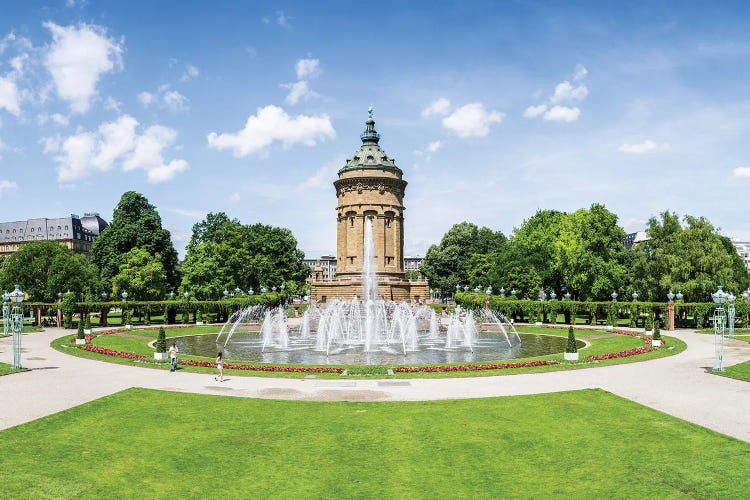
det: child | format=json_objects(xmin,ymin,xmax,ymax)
[
  {"xmin": 215, "ymin": 352, "xmax": 224, "ymax": 382},
  {"xmin": 168, "ymin": 342, "xmax": 179, "ymax": 372}
]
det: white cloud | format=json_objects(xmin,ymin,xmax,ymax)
[
  {"xmin": 180, "ymin": 64, "xmax": 199, "ymax": 82},
  {"xmin": 43, "ymin": 22, "xmax": 123, "ymax": 114},
  {"xmin": 10, "ymin": 54, "xmax": 28, "ymax": 73},
  {"xmin": 43, "ymin": 114, "xmax": 188, "ymax": 184},
  {"xmin": 229, "ymin": 192, "xmax": 241, "ymax": 203},
  {"xmin": 295, "ymin": 58, "xmax": 320, "ymax": 80},
  {"xmin": 138, "ymin": 91, "xmax": 155, "ymax": 106},
  {"xmin": 523, "ymin": 104, "xmax": 547, "ymax": 118},
  {"xmin": 573, "ymin": 64, "xmax": 588, "ymax": 81},
  {"xmin": 163, "ymin": 90, "xmax": 189, "ymax": 111},
  {"xmin": 421, "ymin": 97, "xmax": 451, "ymax": 117},
  {"xmin": 733, "ymin": 167, "xmax": 750, "ymax": 178},
  {"xmin": 38, "ymin": 113, "xmax": 69, "ymax": 126},
  {"xmin": 0, "ymin": 179, "xmax": 17, "ymax": 197},
  {"xmin": 543, "ymin": 105, "xmax": 581, "ymax": 122},
  {"xmin": 207, "ymin": 105, "xmax": 335, "ymax": 157},
  {"xmin": 103, "ymin": 96, "xmax": 121, "ymax": 112},
  {"xmin": 426, "ymin": 140, "xmax": 442, "ymax": 153},
  {"xmin": 618, "ymin": 140, "xmax": 671, "ymax": 154},
  {"xmin": 550, "ymin": 81, "xmax": 589, "ymax": 104},
  {"xmin": 0, "ymin": 76, "xmax": 21, "ymax": 115},
  {"xmin": 441, "ymin": 103, "xmax": 504, "ymax": 137},
  {"xmin": 276, "ymin": 11, "xmax": 291, "ymax": 28},
  {"xmin": 167, "ymin": 207, "xmax": 205, "ymax": 218},
  {"xmin": 283, "ymin": 80, "xmax": 318, "ymax": 105}
]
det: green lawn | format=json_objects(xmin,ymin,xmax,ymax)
[
  {"xmin": 51, "ymin": 326, "xmax": 687, "ymax": 379},
  {"xmin": 0, "ymin": 362, "xmax": 15, "ymax": 376},
  {"xmin": 721, "ymin": 360, "xmax": 750, "ymax": 381},
  {"xmin": 0, "ymin": 388, "xmax": 747, "ymax": 498}
]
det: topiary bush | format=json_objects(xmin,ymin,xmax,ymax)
[
  {"xmin": 565, "ymin": 325, "xmax": 577, "ymax": 353},
  {"xmin": 84, "ymin": 314, "xmax": 91, "ymax": 331},
  {"xmin": 653, "ymin": 322, "xmax": 661, "ymax": 341},
  {"xmin": 155, "ymin": 326, "xmax": 167, "ymax": 353},
  {"xmin": 76, "ymin": 316, "xmax": 85, "ymax": 339},
  {"xmin": 645, "ymin": 314, "xmax": 653, "ymax": 332}
]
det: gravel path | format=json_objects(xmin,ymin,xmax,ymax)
[{"xmin": 1, "ymin": 328, "xmax": 748, "ymax": 442}]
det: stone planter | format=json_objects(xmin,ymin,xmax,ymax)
[
  {"xmin": 154, "ymin": 352, "xmax": 168, "ymax": 360},
  {"xmin": 125, "ymin": 324, "xmax": 133, "ymax": 330},
  {"xmin": 564, "ymin": 351, "xmax": 579, "ymax": 361},
  {"xmin": 84, "ymin": 329, "xmax": 92, "ymax": 335},
  {"xmin": 644, "ymin": 330, "xmax": 653, "ymax": 336},
  {"xmin": 75, "ymin": 338, "xmax": 86, "ymax": 345},
  {"xmin": 652, "ymin": 339, "xmax": 662, "ymax": 347},
  {"xmin": 196, "ymin": 321, "xmax": 204, "ymax": 325},
  {"xmin": 605, "ymin": 325, "xmax": 614, "ymax": 330}
]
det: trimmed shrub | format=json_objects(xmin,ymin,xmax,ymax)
[
  {"xmin": 76, "ymin": 316, "xmax": 85, "ymax": 339},
  {"xmin": 84, "ymin": 314, "xmax": 91, "ymax": 331},
  {"xmin": 155, "ymin": 326, "xmax": 167, "ymax": 353},
  {"xmin": 653, "ymin": 322, "xmax": 661, "ymax": 341},
  {"xmin": 565, "ymin": 325, "xmax": 577, "ymax": 353},
  {"xmin": 645, "ymin": 314, "xmax": 653, "ymax": 332}
]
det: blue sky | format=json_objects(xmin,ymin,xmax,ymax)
[{"xmin": 1, "ymin": 0, "xmax": 750, "ymax": 258}]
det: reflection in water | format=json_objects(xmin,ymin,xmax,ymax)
[{"xmin": 173, "ymin": 333, "xmax": 581, "ymax": 366}]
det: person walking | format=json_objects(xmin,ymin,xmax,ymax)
[
  {"xmin": 168, "ymin": 342, "xmax": 179, "ymax": 372},
  {"xmin": 215, "ymin": 352, "xmax": 224, "ymax": 382}
]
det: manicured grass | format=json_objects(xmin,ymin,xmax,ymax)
[
  {"xmin": 721, "ymin": 360, "xmax": 750, "ymax": 381},
  {"xmin": 51, "ymin": 326, "xmax": 687, "ymax": 379},
  {"xmin": 0, "ymin": 388, "xmax": 748, "ymax": 498},
  {"xmin": 0, "ymin": 362, "xmax": 16, "ymax": 376}
]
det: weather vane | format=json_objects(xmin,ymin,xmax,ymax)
[{"xmin": 368, "ymin": 104, "xmax": 373, "ymax": 119}]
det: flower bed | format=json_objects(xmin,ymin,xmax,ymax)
[
  {"xmin": 584, "ymin": 346, "xmax": 655, "ymax": 361},
  {"xmin": 79, "ymin": 345, "xmax": 147, "ymax": 360},
  {"xmin": 69, "ymin": 335, "xmax": 95, "ymax": 344},
  {"xmin": 177, "ymin": 358, "xmax": 343, "ymax": 373},
  {"xmin": 394, "ymin": 360, "xmax": 559, "ymax": 373}
]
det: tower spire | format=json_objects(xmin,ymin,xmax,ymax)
[{"xmin": 360, "ymin": 105, "xmax": 380, "ymax": 144}]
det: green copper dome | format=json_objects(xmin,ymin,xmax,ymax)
[{"xmin": 339, "ymin": 108, "xmax": 402, "ymax": 175}]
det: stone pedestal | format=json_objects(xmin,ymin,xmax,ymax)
[{"xmin": 667, "ymin": 300, "xmax": 675, "ymax": 331}]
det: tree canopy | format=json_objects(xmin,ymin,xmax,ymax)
[
  {"xmin": 90, "ymin": 191, "xmax": 179, "ymax": 293},
  {"xmin": 111, "ymin": 248, "xmax": 168, "ymax": 301},
  {"xmin": 180, "ymin": 212, "xmax": 309, "ymax": 299},
  {"xmin": 0, "ymin": 241, "xmax": 99, "ymax": 301}
]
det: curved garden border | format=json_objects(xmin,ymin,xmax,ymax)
[{"xmin": 58, "ymin": 324, "xmax": 671, "ymax": 374}]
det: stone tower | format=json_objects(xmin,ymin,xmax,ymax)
[{"xmin": 310, "ymin": 109, "xmax": 429, "ymax": 302}]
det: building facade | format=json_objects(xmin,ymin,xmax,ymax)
[
  {"xmin": 310, "ymin": 110, "xmax": 429, "ymax": 302},
  {"xmin": 0, "ymin": 212, "xmax": 108, "ymax": 257},
  {"xmin": 404, "ymin": 256, "xmax": 424, "ymax": 271},
  {"xmin": 732, "ymin": 240, "xmax": 750, "ymax": 271},
  {"xmin": 303, "ymin": 255, "xmax": 337, "ymax": 281},
  {"xmin": 623, "ymin": 231, "xmax": 649, "ymax": 250}
]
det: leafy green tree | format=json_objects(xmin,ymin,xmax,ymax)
[
  {"xmin": 91, "ymin": 191, "xmax": 179, "ymax": 292},
  {"xmin": 111, "ymin": 248, "xmax": 167, "ymax": 301},
  {"xmin": 554, "ymin": 204, "xmax": 627, "ymax": 300},
  {"xmin": 0, "ymin": 241, "xmax": 98, "ymax": 301},
  {"xmin": 47, "ymin": 252, "xmax": 100, "ymax": 300},
  {"xmin": 180, "ymin": 212, "xmax": 310, "ymax": 299},
  {"xmin": 420, "ymin": 222, "xmax": 505, "ymax": 293},
  {"xmin": 628, "ymin": 212, "xmax": 749, "ymax": 301}
]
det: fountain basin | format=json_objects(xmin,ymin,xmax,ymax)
[{"xmin": 172, "ymin": 332, "xmax": 583, "ymax": 366}]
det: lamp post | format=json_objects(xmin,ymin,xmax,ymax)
[
  {"xmin": 727, "ymin": 292, "xmax": 736, "ymax": 338},
  {"xmin": 485, "ymin": 286, "xmax": 491, "ymax": 310},
  {"xmin": 711, "ymin": 286, "xmax": 727, "ymax": 371},
  {"xmin": 8, "ymin": 285, "xmax": 25, "ymax": 369},
  {"xmin": 611, "ymin": 291, "xmax": 618, "ymax": 303},
  {"xmin": 2, "ymin": 292, "xmax": 9, "ymax": 337},
  {"xmin": 499, "ymin": 287, "xmax": 505, "ymax": 298},
  {"xmin": 632, "ymin": 291, "xmax": 638, "ymax": 301}
]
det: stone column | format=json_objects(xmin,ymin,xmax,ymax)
[{"xmin": 667, "ymin": 300, "xmax": 675, "ymax": 331}]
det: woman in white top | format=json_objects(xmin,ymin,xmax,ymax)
[
  {"xmin": 168, "ymin": 343, "xmax": 179, "ymax": 372},
  {"xmin": 215, "ymin": 352, "xmax": 224, "ymax": 382}
]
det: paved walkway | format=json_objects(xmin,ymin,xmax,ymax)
[{"xmin": 1, "ymin": 328, "xmax": 749, "ymax": 442}]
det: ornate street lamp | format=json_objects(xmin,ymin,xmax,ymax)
[
  {"xmin": 8, "ymin": 285, "xmax": 25, "ymax": 369},
  {"xmin": 675, "ymin": 291, "xmax": 683, "ymax": 301},
  {"xmin": 2, "ymin": 292, "xmax": 9, "ymax": 337},
  {"xmin": 727, "ymin": 292, "xmax": 736, "ymax": 338},
  {"xmin": 711, "ymin": 286, "xmax": 727, "ymax": 371},
  {"xmin": 499, "ymin": 287, "xmax": 505, "ymax": 298}
]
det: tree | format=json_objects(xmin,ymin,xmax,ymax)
[
  {"xmin": 111, "ymin": 248, "xmax": 167, "ymax": 301},
  {"xmin": 628, "ymin": 212, "xmax": 749, "ymax": 301},
  {"xmin": 0, "ymin": 241, "xmax": 98, "ymax": 301},
  {"xmin": 91, "ymin": 191, "xmax": 179, "ymax": 292},
  {"xmin": 180, "ymin": 213, "xmax": 310, "ymax": 299},
  {"xmin": 420, "ymin": 222, "xmax": 505, "ymax": 293},
  {"xmin": 554, "ymin": 204, "xmax": 627, "ymax": 300}
]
